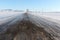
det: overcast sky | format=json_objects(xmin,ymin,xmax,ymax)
[{"xmin": 0, "ymin": 0, "xmax": 60, "ymax": 12}]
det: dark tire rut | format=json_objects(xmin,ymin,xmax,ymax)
[{"xmin": 13, "ymin": 20, "xmax": 54, "ymax": 40}]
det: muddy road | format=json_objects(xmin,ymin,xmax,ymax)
[
  {"xmin": 14, "ymin": 20, "xmax": 54, "ymax": 40},
  {"xmin": 0, "ymin": 13, "xmax": 60, "ymax": 40}
]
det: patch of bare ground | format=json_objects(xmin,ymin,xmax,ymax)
[
  {"xmin": 13, "ymin": 20, "xmax": 54, "ymax": 40},
  {"xmin": 0, "ymin": 19, "xmax": 54, "ymax": 40}
]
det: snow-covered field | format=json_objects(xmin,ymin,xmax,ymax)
[
  {"xmin": 0, "ymin": 11, "xmax": 24, "ymax": 25},
  {"xmin": 28, "ymin": 13, "xmax": 60, "ymax": 40},
  {"xmin": 30, "ymin": 12, "xmax": 60, "ymax": 24},
  {"xmin": 0, "ymin": 11, "xmax": 60, "ymax": 25},
  {"xmin": 0, "ymin": 11, "xmax": 60, "ymax": 40}
]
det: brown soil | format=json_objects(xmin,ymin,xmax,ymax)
[{"xmin": 13, "ymin": 20, "xmax": 54, "ymax": 40}]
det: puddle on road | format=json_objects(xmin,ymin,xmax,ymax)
[{"xmin": 13, "ymin": 20, "xmax": 54, "ymax": 40}]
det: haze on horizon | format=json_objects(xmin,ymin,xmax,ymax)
[{"xmin": 0, "ymin": 0, "xmax": 60, "ymax": 12}]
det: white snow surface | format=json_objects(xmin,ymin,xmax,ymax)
[
  {"xmin": 0, "ymin": 11, "xmax": 24, "ymax": 25},
  {"xmin": 30, "ymin": 12, "xmax": 60, "ymax": 24},
  {"xmin": 0, "ymin": 11, "xmax": 60, "ymax": 25}
]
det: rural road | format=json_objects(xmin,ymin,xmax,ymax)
[{"xmin": 0, "ymin": 12, "xmax": 60, "ymax": 40}]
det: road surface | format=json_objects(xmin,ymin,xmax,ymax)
[{"xmin": 0, "ymin": 12, "xmax": 60, "ymax": 40}]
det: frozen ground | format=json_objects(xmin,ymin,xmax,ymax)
[
  {"xmin": 1, "ymin": 11, "xmax": 60, "ymax": 24},
  {"xmin": 29, "ymin": 14, "xmax": 60, "ymax": 40},
  {"xmin": 30, "ymin": 12, "xmax": 60, "ymax": 24},
  {"xmin": 0, "ymin": 11, "xmax": 60, "ymax": 40},
  {"xmin": 0, "ymin": 11, "xmax": 24, "ymax": 25}
]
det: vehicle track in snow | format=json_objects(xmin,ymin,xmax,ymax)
[{"xmin": 14, "ymin": 20, "xmax": 54, "ymax": 40}]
